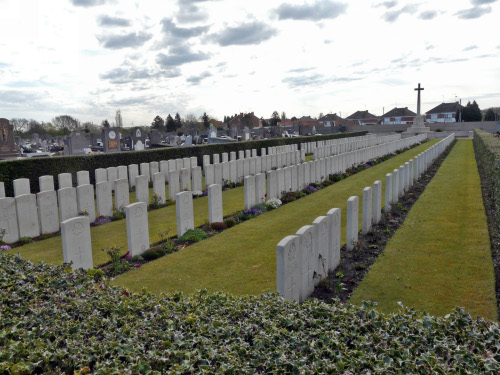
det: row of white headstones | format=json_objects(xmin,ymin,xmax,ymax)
[
  {"xmin": 61, "ymin": 134, "xmax": 430, "ymax": 271},
  {"xmin": 0, "ymin": 134, "xmax": 388, "ymax": 244},
  {"xmin": 243, "ymin": 134, "xmax": 425, "ymax": 209},
  {"xmin": 276, "ymin": 133, "xmax": 456, "ymax": 302}
]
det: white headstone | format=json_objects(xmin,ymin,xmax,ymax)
[
  {"xmin": 151, "ymin": 172, "xmax": 166, "ymax": 205},
  {"xmin": 385, "ymin": 173, "xmax": 393, "ymax": 213},
  {"xmin": 255, "ymin": 173, "xmax": 266, "ymax": 204},
  {"xmin": 125, "ymin": 202, "xmax": 150, "ymax": 257},
  {"xmin": 168, "ymin": 170, "xmax": 180, "ymax": 201},
  {"xmin": 362, "ymin": 187, "xmax": 372, "ymax": 235},
  {"xmin": 326, "ymin": 208, "xmax": 341, "ymax": 271},
  {"xmin": 95, "ymin": 168, "xmax": 107, "ymax": 184},
  {"xmin": 277, "ymin": 168, "xmax": 285, "ymax": 197},
  {"xmin": 61, "ymin": 216, "xmax": 93, "ymax": 271},
  {"xmin": 159, "ymin": 160, "xmax": 169, "ymax": 182},
  {"xmin": 203, "ymin": 155, "xmax": 210, "ymax": 169},
  {"xmin": 214, "ymin": 163, "xmax": 222, "ymax": 186},
  {"xmin": 176, "ymin": 191, "xmax": 194, "ymax": 237},
  {"xmin": 180, "ymin": 168, "xmax": 191, "ymax": 191},
  {"xmin": 117, "ymin": 165, "xmax": 128, "ymax": 181},
  {"xmin": 244, "ymin": 175, "xmax": 256, "ymax": 210},
  {"xmin": 205, "ymin": 164, "xmax": 215, "ymax": 187},
  {"xmin": 284, "ymin": 167, "xmax": 292, "ymax": 192},
  {"xmin": 208, "ymin": 184, "xmax": 223, "ymax": 224},
  {"xmin": 0, "ymin": 182, "xmax": 4, "ymax": 198},
  {"xmin": 96, "ymin": 181, "xmax": 113, "ymax": 218},
  {"xmin": 76, "ymin": 171, "xmax": 90, "ymax": 186},
  {"xmin": 392, "ymin": 169, "xmax": 399, "ymax": 203},
  {"xmin": 373, "ymin": 181, "xmax": 382, "ymax": 225},
  {"xmin": 399, "ymin": 165, "xmax": 405, "ymax": 196},
  {"xmin": 106, "ymin": 167, "xmax": 117, "ymax": 190},
  {"xmin": 346, "ymin": 196, "xmax": 359, "ymax": 251},
  {"xmin": 140, "ymin": 162, "xmax": 150, "ymax": 182},
  {"xmin": 0, "ymin": 198, "xmax": 19, "ymax": 243},
  {"xmin": 39, "ymin": 175, "xmax": 55, "ymax": 192},
  {"xmin": 213, "ymin": 154, "xmax": 220, "ymax": 164},
  {"xmin": 222, "ymin": 161, "xmax": 230, "ymax": 183},
  {"xmin": 37, "ymin": 191, "xmax": 59, "ymax": 234},
  {"xmin": 58, "ymin": 173, "xmax": 72, "ymax": 189},
  {"xmin": 128, "ymin": 164, "xmax": 139, "ymax": 188},
  {"xmin": 266, "ymin": 170, "xmax": 278, "ymax": 199},
  {"xmin": 190, "ymin": 156, "xmax": 197, "ymax": 168},
  {"xmin": 296, "ymin": 225, "xmax": 315, "ymax": 302},
  {"xmin": 115, "ymin": 178, "xmax": 130, "ymax": 211},
  {"xmin": 222, "ymin": 152, "xmax": 229, "ymax": 163},
  {"xmin": 312, "ymin": 215, "xmax": 330, "ymax": 281},
  {"xmin": 135, "ymin": 175, "xmax": 149, "ymax": 204},
  {"xmin": 15, "ymin": 194, "xmax": 40, "ymax": 238},
  {"xmin": 58, "ymin": 187, "xmax": 77, "ymax": 223},
  {"xmin": 276, "ymin": 235, "xmax": 301, "ymax": 302},
  {"xmin": 13, "ymin": 178, "xmax": 30, "ymax": 197},
  {"xmin": 76, "ymin": 184, "xmax": 96, "ymax": 223},
  {"xmin": 192, "ymin": 166, "xmax": 202, "ymax": 192},
  {"xmin": 228, "ymin": 160, "xmax": 237, "ymax": 184}
]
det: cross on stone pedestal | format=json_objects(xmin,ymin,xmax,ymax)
[{"xmin": 414, "ymin": 83, "xmax": 424, "ymax": 116}]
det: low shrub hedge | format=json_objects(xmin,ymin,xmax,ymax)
[
  {"xmin": 1, "ymin": 254, "xmax": 499, "ymax": 373},
  {"xmin": 0, "ymin": 132, "xmax": 366, "ymax": 196},
  {"xmin": 473, "ymin": 129, "xmax": 500, "ymax": 234}
]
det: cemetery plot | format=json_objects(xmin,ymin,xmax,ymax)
[
  {"xmin": 349, "ymin": 140, "xmax": 497, "ymax": 321},
  {"xmin": 113, "ymin": 141, "xmax": 438, "ymax": 295}
]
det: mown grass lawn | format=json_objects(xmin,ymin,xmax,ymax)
[
  {"xmin": 350, "ymin": 140, "xmax": 497, "ymax": 321},
  {"xmin": 113, "ymin": 140, "xmax": 438, "ymax": 295}
]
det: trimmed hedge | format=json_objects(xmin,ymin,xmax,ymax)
[
  {"xmin": 473, "ymin": 129, "xmax": 500, "ymax": 234},
  {"xmin": 0, "ymin": 132, "xmax": 366, "ymax": 196},
  {"xmin": 1, "ymin": 253, "xmax": 499, "ymax": 373}
]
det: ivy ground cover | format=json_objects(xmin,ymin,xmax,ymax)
[
  {"xmin": 1, "ymin": 254, "xmax": 499, "ymax": 374},
  {"xmin": 113, "ymin": 140, "xmax": 438, "ymax": 296},
  {"xmin": 350, "ymin": 140, "xmax": 498, "ymax": 321}
]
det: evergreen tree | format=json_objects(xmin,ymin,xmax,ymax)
[
  {"xmin": 174, "ymin": 113, "xmax": 182, "ymax": 129},
  {"xmin": 462, "ymin": 101, "xmax": 482, "ymax": 122},
  {"xmin": 484, "ymin": 108, "xmax": 496, "ymax": 121},
  {"xmin": 270, "ymin": 111, "xmax": 280, "ymax": 126},
  {"xmin": 101, "ymin": 119, "xmax": 110, "ymax": 129},
  {"xmin": 202, "ymin": 112, "xmax": 210, "ymax": 129},
  {"xmin": 166, "ymin": 114, "xmax": 176, "ymax": 132},
  {"xmin": 151, "ymin": 115, "xmax": 165, "ymax": 131}
]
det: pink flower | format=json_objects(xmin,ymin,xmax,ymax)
[
  {"xmin": 136, "ymin": 264, "xmax": 142, "ymax": 268},
  {"xmin": 125, "ymin": 251, "xmax": 130, "ymax": 259}
]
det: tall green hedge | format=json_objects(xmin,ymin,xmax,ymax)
[
  {"xmin": 0, "ymin": 132, "xmax": 366, "ymax": 195},
  {"xmin": 473, "ymin": 129, "xmax": 500, "ymax": 234}
]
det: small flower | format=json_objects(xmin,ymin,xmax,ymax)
[
  {"xmin": 0, "ymin": 245, "xmax": 12, "ymax": 251},
  {"xmin": 136, "ymin": 264, "xmax": 142, "ymax": 268}
]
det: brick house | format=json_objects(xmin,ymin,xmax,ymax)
[{"xmin": 381, "ymin": 107, "xmax": 416, "ymax": 125}]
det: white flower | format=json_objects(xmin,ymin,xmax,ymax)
[
  {"xmin": 192, "ymin": 190, "xmax": 203, "ymax": 196},
  {"xmin": 266, "ymin": 198, "xmax": 282, "ymax": 209}
]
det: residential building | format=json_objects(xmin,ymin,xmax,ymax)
[
  {"xmin": 381, "ymin": 107, "xmax": 416, "ymax": 125},
  {"xmin": 345, "ymin": 110, "xmax": 379, "ymax": 125},
  {"xmin": 227, "ymin": 112, "xmax": 261, "ymax": 128},
  {"xmin": 425, "ymin": 102, "xmax": 464, "ymax": 123}
]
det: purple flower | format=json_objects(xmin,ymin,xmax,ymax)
[
  {"xmin": 243, "ymin": 209, "xmax": 263, "ymax": 216},
  {"xmin": 307, "ymin": 185, "xmax": 318, "ymax": 192}
]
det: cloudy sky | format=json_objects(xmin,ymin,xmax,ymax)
[{"xmin": 0, "ymin": 0, "xmax": 499, "ymax": 126}]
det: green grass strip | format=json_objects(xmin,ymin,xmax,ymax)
[
  {"xmin": 350, "ymin": 140, "xmax": 497, "ymax": 321},
  {"xmin": 113, "ymin": 140, "xmax": 439, "ymax": 295}
]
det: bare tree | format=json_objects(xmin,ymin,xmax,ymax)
[
  {"xmin": 52, "ymin": 115, "xmax": 80, "ymax": 135},
  {"xmin": 182, "ymin": 113, "xmax": 200, "ymax": 135}
]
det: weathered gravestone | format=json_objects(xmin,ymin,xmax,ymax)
[
  {"xmin": 312, "ymin": 215, "xmax": 330, "ymax": 281},
  {"xmin": 192, "ymin": 167, "xmax": 202, "ymax": 192},
  {"xmin": 131, "ymin": 127, "xmax": 146, "ymax": 151},
  {"xmin": 61, "ymin": 216, "xmax": 93, "ymax": 270},
  {"xmin": 362, "ymin": 187, "xmax": 372, "ymax": 235},
  {"xmin": 276, "ymin": 235, "xmax": 301, "ymax": 302},
  {"xmin": 95, "ymin": 168, "xmax": 107, "ymax": 184},
  {"xmin": 346, "ymin": 196, "xmax": 359, "ymax": 251},
  {"xmin": 58, "ymin": 173, "xmax": 72, "ymax": 189},
  {"xmin": 64, "ymin": 132, "xmax": 90, "ymax": 156},
  {"xmin": 76, "ymin": 184, "xmax": 96, "ymax": 223},
  {"xmin": 125, "ymin": 202, "xmax": 150, "ymax": 257},
  {"xmin": 15, "ymin": 194, "xmax": 40, "ymax": 238},
  {"xmin": 176, "ymin": 191, "xmax": 194, "ymax": 237},
  {"xmin": 96, "ymin": 182, "xmax": 112, "ymax": 218},
  {"xmin": 37, "ymin": 191, "xmax": 60, "ymax": 234},
  {"xmin": 244, "ymin": 175, "xmax": 256, "ymax": 210},
  {"xmin": 135, "ymin": 175, "xmax": 149, "ymax": 204},
  {"xmin": 0, "ymin": 118, "xmax": 18, "ymax": 159},
  {"xmin": 76, "ymin": 171, "xmax": 90, "ymax": 186},
  {"xmin": 102, "ymin": 127, "xmax": 120, "ymax": 153},
  {"xmin": 208, "ymin": 184, "xmax": 223, "ymax": 224},
  {"xmin": 58, "ymin": 187, "xmax": 77, "ymax": 222},
  {"xmin": 115, "ymin": 178, "xmax": 130, "ymax": 211},
  {"xmin": 128, "ymin": 164, "xmax": 138, "ymax": 188},
  {"xmin": 152, "ymin": 172, "xmax": 166, "ymax": 204},
  {"xmin": 13, "ymin": 178, "xmax": 30, "ymax": 197},
  {"xmin": 326, "ymin": 208, "xmax": 341, "ymax": 271},
  {"xmin": 168, "ymin": 170, "xmax": 180, "ymax": 201},
  {"xmin": 0, "ymin": 197, "xmax": 19, "ymax": 243},
  {"xmin": 39, "ymin": 175, "xmax": 55, "ymax": 192}
]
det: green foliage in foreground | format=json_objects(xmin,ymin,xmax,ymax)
[{"xmin": 1, "ymin": 254, "xmax": 500, "ymax": 374}]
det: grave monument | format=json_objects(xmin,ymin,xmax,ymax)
[
  {"xmin": 102, "ymin": 127, "xmax": 121, "ymax": 153},
  {"xmin": 0, "ymin": 118, "xmax": 18, "ymax": 159},
  {"xmin": 403, "ymin": 83, "xmax": 434, "ymax": 138}
]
